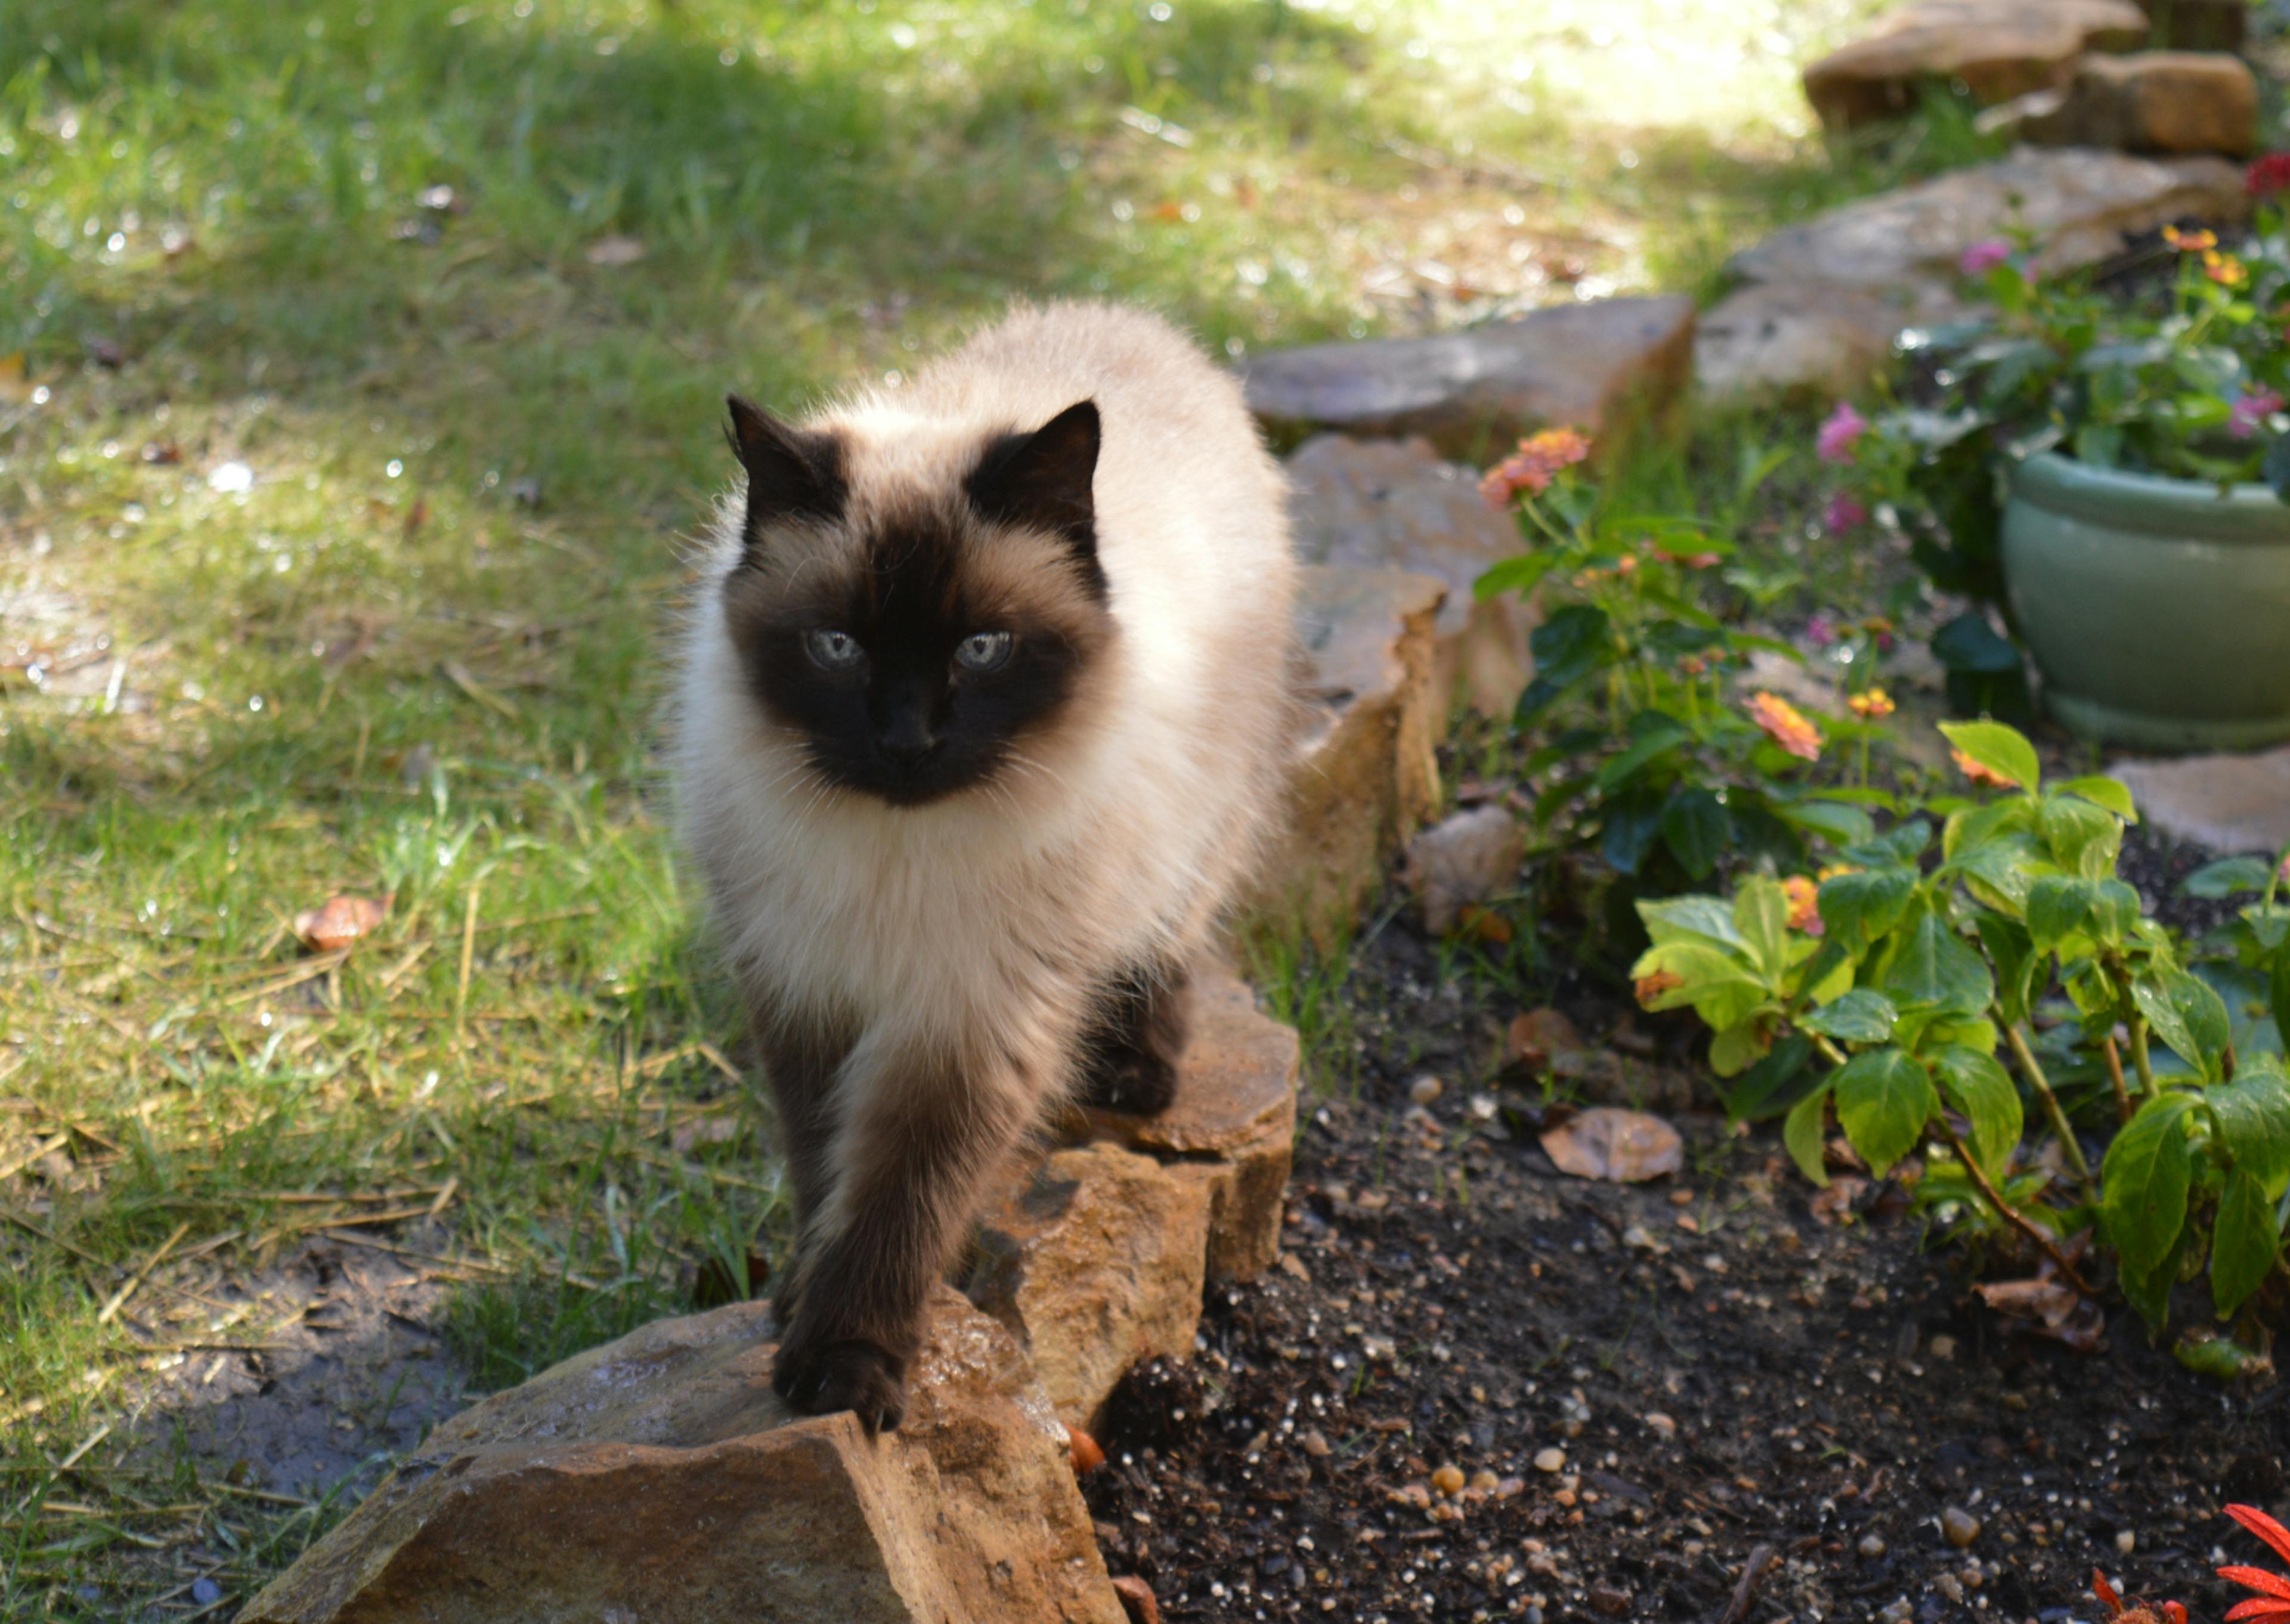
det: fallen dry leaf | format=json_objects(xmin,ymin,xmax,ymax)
[
  {"xmin": 1066, "ymin": 1422, "xmax": 1106, "ymax": 1476},
  {"xmin": 1806, "ymin": 1175, "xmax": 1870, "ymax": 1226},
  {"xmin": 1507, "ymin": 1006, "xmax": 1584, "ymax": 1071},
  {"xmin": 1976, "ymin": 1247, "xmax": 2105, "ymax": 1350},
  {"xmin": 1110, "ymin": 1574, "xmax": 1161, "ymax": 1624},
  {"xmin": 1539, "ymin": 1107, "xmax": 1682, "ymax": 1183},
  {"xmin": 293, "ymin": 894, "xmax": 390, "ymax": 953},
  {"xmin": 670, "ymin": 1114, "xmax": 742, "ymax": 1156}
]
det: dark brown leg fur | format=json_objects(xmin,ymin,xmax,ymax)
[
  {"xmin": 768, "ymin": 1035, "xmax": 1036, "ymax": 1436},
  {"xmin": 1075, "ymin": 960, "xmax": 1192, "ymax": 1116},
  {"xmin": 751, "ymin": 1013, "xmax": 848, "ymax": 1328}
]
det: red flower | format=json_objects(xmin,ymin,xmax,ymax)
[
  {"xmin": 2247, "ymin": 154, "xmax": 2290, "ymax": 199},
  {"xmin": 2220, "ymin": 1504, "xmax": 2290, "ymax": 1624},
  {"xmin": 2093, "ymin": 1569, "xmax": 2187, "ymax": 1624}
]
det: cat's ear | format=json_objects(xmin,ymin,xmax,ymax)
[
  {"xmin": 725, "ymin": 393, "xmax": 844, "ymax": 554},
  {"xmin": 968, "ymin": 401, "xmax": 1102, "ymax": 588}
]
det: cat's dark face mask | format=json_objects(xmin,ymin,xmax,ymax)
[{"xmin": 716, "ymin": 398, "xmax": 1115, "ymax": 808}]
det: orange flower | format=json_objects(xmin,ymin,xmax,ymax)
[
  {"xmin": 1634, "ymin": 970, "xmax": 1684, "ymax": 1007},
  {"xmin": 1478, "ymin": 426, "xmax": 1593, "ymax": 506},
  {"xmin": 1615, "ymin": 553, "xmax": 1639, "ymax": 574},
  {"xmin": 1748, "ymin": 692, "xmax": 1822, "ymax": 762},
  {"xmin": 1847, "ymin": 688, "xmax": 1895, "ymax": 719},
  {"xmin": 2093, "ymin": 1569, "xmax": 2189, "ymax": 1624},
  {"xmin": 1678, "ymin": 655, "xmax": 1708, "ymax": 678},
  {"xmin": 1783, "ymin": 876, "xmax": 1823, "ymax": 934},
  {"xmin": 1654, "ymin": 547, "xmax": 1722, "ymax": 569},
  {"xmin": 2206, "ymin": 249, "xmax": 2249, "ymax": 287},
  {"xmin": 2164, "ymin": 225, "xmax": 2218, "ymax": 253},
  {"xmin": 1951, "ymin": 747, "xmax": 2019, "ymax": 789},
  {"xmin": 2219, "ymin": 1504, "xmax": 2290, "ymax": 1624}
]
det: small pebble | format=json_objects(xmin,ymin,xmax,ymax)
[
  {"xmin": 1467, "ymin": 1092, "xmax": 1499, "ymax": 1120},
  {"xmin": 1669, "ymin": 1188, "xmax": 1694, "ymax": 1205},
  {"xmin": 1929, "ymin": 1334, "xmax": 1957, "ymax": 1360},
  {"xmin": 1534, "ymin": 1447, "xmax": 1566, "ymax": 1473},
  {"xmin": 1432, "ymin": 1464, "xmax": 1466, "ymax": 1496},
  {"xmin": 1936, "ymin": 1573, "xmax": 1966, "ymax": 1604},
  {"xmin": 1301, "ymin": 1429, "xmax": 1331, "ymax": 1459},
  {"xmin": 1621, "ymin": 1225, "xmax": 1658, "ymax": 1251},
  {"xmin": 1942, "ymin": 1507, "xmax": 1982, "ymax": 1548},
  {"xmin": 1858, "ymin": 1533, "xmax": 1887, "ymax": 1559},
  {"xmin": 1409, "ymin": 1075, "xmax": 1444, "ymax": 1105},
  {"xmin": 1643, "ymin": 1412, "xmax": 1676, "ymax": 1440},
  {"xmin": 190, "ymin": 1579, "xmax": 221, "ymax": 1607},
  {"xmin": 2116, "ymin": 1530, "xmax": 2137, "ymax": 1554},
  {"xmin": 1469, "ymin": 1469, "xmax": 1500, "ymax": 1492}
]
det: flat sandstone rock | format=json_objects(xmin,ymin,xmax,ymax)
[
  {"xmin": 2110, "ymin": 746, "xmax": 2290, "ymax": 854},
  {"xmin": 1240, "ymin": 296, "xmax": 1695, "ymax": 460},
  {"xmin": 967, "ymin": 1142, "xmax": 1212, "ymax": 1431},
  {"xmin": 2010, "ymin": 50, "xmax": 2258, "ymax": 154},
  {"xmin": 240, "ymin": 1289, "xmax": 1124, "ymax": 1624},
  {"xmin": 1258, "ymin": 564, "xmax": 1447, "ymax": 943},
  {"xmin": 1286, "ymin": 433, "xmax": 1539, "ymax": 715},
  {"xmin": 1802, "ymin": 0, "xmax": 2149, "ymax": 129}
]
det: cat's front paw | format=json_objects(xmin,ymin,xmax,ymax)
[
  {"xmin": 772, "ymin": 1334, "xmax": 908, "ymax": 1435},
  {"xmin": 1080, "ymin": 1050, "xmax": 1180, "ymax": 1116}
]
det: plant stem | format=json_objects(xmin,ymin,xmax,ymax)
[
  {"xmin": 2128, "ymin": 1014, "xmax": 2158, "ymax": 1101},
  {"xmin": 2003, "ymin": 1023, "xmax": 2091, "ymax": 1183},
  {"xmin": 1933, "ymin": 1117, "xmax": 2098, "ymax": 1298},
  {"xmin": 2100, "ymin": 1035, "xmax": 2135, "ymax": 1125}
]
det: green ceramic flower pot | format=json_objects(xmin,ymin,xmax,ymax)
[{"xmin": 2002, "ymin": 452, "xmax": 2290, "ymax": 752}]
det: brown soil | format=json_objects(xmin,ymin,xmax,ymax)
[{"xmin": 1081, "ymin": 912, "xmax": 2288, "ymax": 1624}]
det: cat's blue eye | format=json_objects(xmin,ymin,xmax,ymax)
[
  {"xmin": 954, "ymin": 631, "xmax": 1014, "ymax": 672},
  {"xmin": 805, "ymin": 629, "xmax": 865, "ymax": 671}
]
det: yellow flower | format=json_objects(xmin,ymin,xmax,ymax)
[
  {"xmin": 1783, "ymin": 876, "xmax": 1823, "ymax": 935},
  {"xmin": 1748, "ymin": 692, "xmax": 1822, "ymax": 762},
  {"xmin": 2164, "ymin": 226, "xmax": 2218, "ymax": 253},
  {"xmin": 2205, "ymin": 249, "xmax": 2249, "ymax": 288},
  {"xmin": 1951, "ymin": 747, "xmax": 2019, "ymax": 789},
  {"xmin": 1848, "ymin": 688, "xmax": 1895, "ymax": 719},
  {"xmin": 1818, "ymin": 864, "xmax": 1859, "ymax": 882}
]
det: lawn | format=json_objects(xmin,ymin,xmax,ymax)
[{"xmin": 0, "ymin": 0, "xmax": 1913, "ymax": 1614}]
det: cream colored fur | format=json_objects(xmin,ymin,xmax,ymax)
[{"xmin": 675, "ymin": 302, "xmax": 1296, "ymax": 1252}]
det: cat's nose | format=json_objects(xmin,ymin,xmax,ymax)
[{"xmin": 880, "ymin": 716, "xmax": 934, "ymax": 764}]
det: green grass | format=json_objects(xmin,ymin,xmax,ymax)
[{"xmin": 0, "ymin": 0, "xmax": 1945, "ymax": 1614}]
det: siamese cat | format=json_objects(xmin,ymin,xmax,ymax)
[{"xmin": 676, "ymin": 303, "xmax": 1296, "ymax": 1432}]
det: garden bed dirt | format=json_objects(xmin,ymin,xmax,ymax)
[{"xmin": 1082, "ymin": 890, "xmax": 2288, "ymax": 1624}]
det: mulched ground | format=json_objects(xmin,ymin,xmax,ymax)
[{"xmin": 1081, "ymin": 897, "xmax": 2289, "ymax": 1624}]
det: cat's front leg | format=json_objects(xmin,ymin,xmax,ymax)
[
  {"xmin": 1075, "ymin": 959, "xmax": 1193, "ymax": 1115},
  {"xmin": 772, "ymin": 1027, "xmax": 1041, "ymax": 1434}
]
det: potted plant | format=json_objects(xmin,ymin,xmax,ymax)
[{"xmin": 1823, "ymin": 156, "xmax": 2290, "ymax": 752}]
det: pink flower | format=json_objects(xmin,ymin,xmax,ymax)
[
  {"xmin": 1815, "ymin": 403, "xmax": 1867, "ymax": 465},
  {"xmin": 1958, "ymin": 238, "xmax": 2012, "ymax": 275},
  {"xmin": 1805, "ymin": 612, "xmax": 1840, "ymax": 648},
  {"xmin": 2230, "ymin": 389, "xmax": 2284, "ymax": 440},
  {"xmin": 1824, "ymin": 492, "xmax": 1868, "ymax": 531}
]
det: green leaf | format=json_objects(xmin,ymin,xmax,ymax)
[
  {"xmin": 2023, "ymin": 875, "xmax": 2087, "ymax": 950},
  {"xmin": 1474, "ymin": 551, "xmax": 1558, "ymax": 602},
  {"xmin": 1881, "ymin": 906, "xmax": 1994, "ymax": 1016},
  {"xmin": 2121, "ymin": 1241, "xmax": 2181, "ymax": 1337},
  {"xmin": 2209, "ymin": 1059, "xmax": 2290, "ymax": 1193},
  {"xmin": 1630, "ymin": 940, "xmax": 1770, "ymax": 1033},
  {"xmin": 1771, "ymin": 798, "xmax": 1876, "ymax": 847},
  {"xmin": 1528, "ymin": 604, "xmax": 1614, "ymax": 689},
  {"xmin": 1929, "ymin": 1045, "xmax": 2023, "ymax": 1181},
  {"xmin": 2053, "ymin": 774, "xmax": 2138, "ymax": 823},
  {"xmin": 2133, "ymin": 968, "xmax": 2233, "ymax": 1079},
  {"xmin": 1939, "ymin": 719, "xmax": 2041, "ymax": 794},
  {"xmin": 1659, "ymin": 788, "xmax": 1730, "ymax": 879},
  {"xmin": 2038, "ymin": 794, "xmax": 2121, "ymax": 879},
  {"xmin": 2210, "ymin": 1169, "xmax": 2281, "ymax": 1319},
  {"xmin": 1784, "ymin": 1084, "xmax": 1833, "ymax": 1187},
  {"xmin": 1816, "ymin": 867, "xmax": 1917, "ymax": 949},
  {"xmin": 1832, "ymin": 1047, "xmax": 1938, "ymax": 1177},
  {"xmin": 1638, "ymin": 895, "xmax": 1746, "ymax": 950},
  {"xmin": 1734, "ymin": 878, "xmax": 1793, "ymax": 980},
  {"xmin": 1593, "ymin": 712, "xmax": 1692, "ymax": 792},
  {"xmin": 1952, "ymin": 831, "xmax": 2052, "ymax": 915},
  {"xmin": 1842, "ymin": 820, "xmax": 1932, "ymax": 869},
  {"xmin": 2181, "ymin": 856, "xmax": 2276, "ymax": 899},
  {"xmin": 2274, "ymin": 950, "xmax": 2290, "ymax": 1059},
  {"xmin": 1973, "ymin": 911, "xmax": 2039, "ymax": 1026},
  {"xmin": 2101, "ymin": 1093, "xmax": 2197, "ymax": 1281},
  {"xmin": 1798, "ymin": 988, "xmax": 1899, "ymax": 1045},
  {"xmin": 1600, "ymin": 786, "xmax": 1667, "ymax": 876},
  {"xmin": 1709, "ymin": 1019, "xmax": 1772, "ymax": 1078},
  {"xmin": 1721, "ymin": 1036, "xmax": 1816, "ymax": 1124}
]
